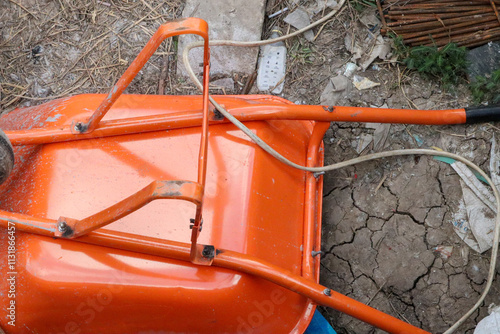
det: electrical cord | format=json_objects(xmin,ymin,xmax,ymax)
[{"xmin": 181, "ymin": 3, "xmax": 499, "ymax": 332}]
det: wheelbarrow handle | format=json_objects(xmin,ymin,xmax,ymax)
[
  {"xmin": 71, "ymin": 17, "xmax": 212, "ymax": 265},
  {"xmin": 465, "ymin": 105, "xmax": 500, "ymax": 123},
  {"xmin": 76, "ymin": 18, "xmax": 210, "ymax": 134}
]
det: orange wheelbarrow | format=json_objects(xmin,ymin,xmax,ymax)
[{"xmin": 0, "ymin": 18, "xmax": 498, "ymax": 334}]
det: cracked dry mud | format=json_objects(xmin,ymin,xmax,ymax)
[{"xmin": 318, "ymin": 122, "xmax": 500, "ymax": 333}]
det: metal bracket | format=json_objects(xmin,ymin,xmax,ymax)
[
  {"xmin": 190, "ymin": 218, "xmax": 203, "ymax": 232},
  {"xmin": 55, "ymin": 180, "xmax": 203, "ymax": 239},
  {"xmin": 74, "ymin": 18, "xmax": 210, "ymax": 134}
]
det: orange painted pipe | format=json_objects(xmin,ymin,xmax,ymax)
[
  {"xmin": 302, "ymin": 121, "xmax": 330, "ymax": 279},
  {"xmin": 81, "ymin": 18, "xmax": 210, "ymax": 133},
  {"xmin": 57, "ymin": 180, "xmax": 204, "ymax": 238},
  {"xmin": 0, "ymin": 214, "xmax": 429, "ymax": 334},
  {"xmin": 4, "ymin": 102, "xmax": 468, "ymax": 147},
  {"xmin": 215, "ymin": 249, "xmax": 430, "ymax": 334},
  {"xmin": 47, "ymin": 17, "xmax": 213, "ymax": 262}
]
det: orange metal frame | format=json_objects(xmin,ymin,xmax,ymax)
[
  {"xmin": 0, "ymin": 17, "xmax": 462, "ymax": 333},
  {"xmin": 68, "ymin": 17, "xmax": 212, "ymax": 265}
]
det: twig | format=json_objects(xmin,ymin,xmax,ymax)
[
  {"xmin": 0, "ymin": 25, "xmax": 26, "ymax": 47},
  {"xmin": 241, "ymin": 71, "xmax": 257, "ymax": 94},
  {"xmin": 388, "ymin": 296, "xmax": 411, "ymax": 324},
  {"xmin": 376, "ymin": 0, "xmax": 388, "ymax": 31},
  {"xmin": 8, "ymin": 0, "xmax": 38, "ymax": 20},
  {"xmin": 490, "ymin": 0, "xmax": 500, "ymax": 24},
  {"xmin": 74, "ymin": 64, "xmax": 122, "ymax": 72},
  {"xmin": 14, "ymin": 78, "xmax": 89, "ymax": 101},
  {"xmin": 51, "ymin": 36, "xmax": 107, "ymax": 83},
  {"xmin": 434, "ymin": 129, "xmax": 467, "ymax": 138},
  {"xmin": 374, "ymin": 174, "xmax": 388, "ymax": 194},
  {"xmin": 367, "ymin": 281, "xmax": 386, "ymax": 305},
  {"xmin": 1, "ymin": 83, "xmax": 32, "ymax": 108},
  {"xmin": 123, "ymin": 2, "xmax": 163, "ymax": 34},
  {"xmin": 56, "ymin": 0, "xmax": 65, "ymax": 12},
  {"xmin": 0, "ymin": 82, "xmax": 26, "ymax": 90},
  {"xmin": 139, "ymin": 0, "xmax": 161, "ymax": 16},
  {"xmin": 313, "ymin": 7, "xmax": 347, "ymax": 42},
  {"xmin": 269, "ymin": 73, "xmax": 287, "ymax": 93},
  {"xmin": 158, "ymin": 39, "xmax": 172, "ymax": 95},
  {"xmin": 397, "ymin": 65, "xmax": 418, "ymax": 109}
]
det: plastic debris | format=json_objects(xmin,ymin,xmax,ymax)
[
  {"xmin": 257, "ymin": 32, "xmax": 287, "ymax": 94},
  {"xmin": 268, "ymin": 7, "xmax": 288, "ymax": 18},
  {"xmin": 356, "ymin": 119, "xmax": 390, "ymax": 154},
  {"xmin": 432, "ymin": 245, "xmax": 453, "ymax": 259},
  {"xmin": 447, "ymin": 138, "xmax": 500, "ymax": 253},
  {"xmin": 284, "ymin": 7, "xmax": 315, "ymax": 41},
  {"xmin": 320, "ymin": 75, "xmax": 352, "ymax": 106},
  {"xmin": 359, "ymin": 9, "xmax": 380, "ymax": 31},
  {"xmin": 361, "ymin": 36, "xmax": 391, "ymax": 70},
  {"xmin": 356, "ymin": 134, "xmax": 372, "ymax": 154},
  {"xmin": 305, "ymin": 309, "xmax": 337, "ymax": 334},
  {"xmin": 474, "ymin": 304, "xmax": 500, "ymax": 334},
  {"xmin": 344, "ymin": 34, "xmax": 363, "ymax": 63},
  {"xmin": 412, "ymin": 134, "xmax": 424, "ymax": 146},
  {"xmin": 451, "ymin": 170, "xmax": 495, "ymax": 253},
  {"xmin": 490, "ymin": 134, "xmax": 500, "ymax": 190},
  {"xmin": 366, "ymin": 122, "xmax": 390, "ymax": 151},
  {"xmin": 290, "ymin": 0, "xmax": 339, "ymax": 15},
  {"xmin": 451, "ymin": 214, "xmax": 481, "ymax": 253},
  {"xmin": 344, "ymin": 10, "xmax": 392, "ymax": 70},
  {"xmin": 352, "ymin": 75, "xmax": 380, "ymax": 90},
  {"xmin": 307, "ymin": 0, "xmax": 339, "ymax": 15},
  {"xmin": 330, "ymin": 75, "xmax": 350, "ymax": 92},
  {"xmin": 343, "ymin": 62, "xmax": 358, "ymax": 77},
  {"xmin": 452, "ymin": 161, "xmax": 496, "ymax": 213},
  {"xmin": 434, "ymin": 156, "xmax": 488, "ymax": 184}
]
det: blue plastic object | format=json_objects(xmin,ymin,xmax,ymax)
[{"xmin": 305, "ymin": 310, "xmax": 337, "ymax": 334}]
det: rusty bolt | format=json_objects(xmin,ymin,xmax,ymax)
[
  {"xmin": 313, "ymin": 171, "xmax": 325, "ymax": 179},
  {"xmin": 57, "ymin": 221, "xmax": 68, "ymax": 233},
  {"xmin": 74, "ymin": 122, "xmax": 85, "ymax": 132},
  {"xmin": 311, "ymin": 250, "xmax": 324, "ymax": 257}
]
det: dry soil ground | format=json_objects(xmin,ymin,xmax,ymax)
[{"xmin": 1, "ymin": 0, "xmax": 499, "ymax": 333}]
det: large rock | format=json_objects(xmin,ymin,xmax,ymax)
[
  {"xmin": 177, "ymin": 0, "xmax": 266, "ymax": 83},
  {"xmin": 467, "ymin": 41, "xmax": 500, "ymax": 81}
]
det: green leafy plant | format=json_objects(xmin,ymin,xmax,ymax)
[
  {"xmin": 402, "ymin": 43, "xmax": 468, "ymax": 89},
  {"xmin": 389, "ymin": 33, "xmax": 409, "ymax": 59},
  {"xmin": 470, "ymin": 69, "xmax": 500, "ymax": 104},
  {"xmin": 289, "ymin": 42, "xmax": 314, "ymax": 65}
]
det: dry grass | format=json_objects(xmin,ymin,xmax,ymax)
[{"xmin": 0, "ymin": 0, "xmax": 184, "ymax": 113}]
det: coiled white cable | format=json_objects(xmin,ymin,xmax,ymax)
[{"xmin": 181, "ymin": 3, "xmax": 499, "ymax": 332}]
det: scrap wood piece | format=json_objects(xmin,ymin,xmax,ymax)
[
  {"xmin": 379, "ymin": 0, "xmax": 500, "ymax": 48},
  {"xmin": 491, "ymin": 0, "xmax": 500, "ymax": 24}
]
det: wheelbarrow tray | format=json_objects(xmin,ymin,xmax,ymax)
[{"xmin": 0, "ymin": 93, "xmax": 324, "ymax": 333}]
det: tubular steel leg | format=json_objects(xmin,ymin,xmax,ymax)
[{"xmin": 0, "ymin": 215, "xmax": 429, "ymax": 334}]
